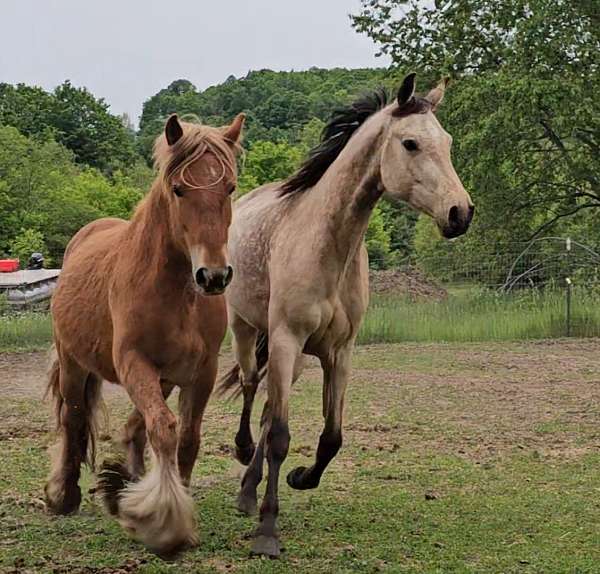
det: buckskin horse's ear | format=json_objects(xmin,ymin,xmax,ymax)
[
  {"xmin": 165, "ymin": 114, "xmax": 184, "ymax": 146},
  {"xmin": 426, "ymin": 77, "xmax": 450, "ymax": 111},
  {"xmin": 397, "ymin": 72, "xmax": 417, "ymax": 107},
  {"xmin": 223, "ymin": 113, "xmax": 246, "ymax": 145}
]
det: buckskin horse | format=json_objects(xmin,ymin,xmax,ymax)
[
  {"xmin": 45, "ymin": 112, "xmax": 245, "ymax": 554},
  {"xmin": 219, "ymin": 73, "xmax": 474, "ymax": 556}
]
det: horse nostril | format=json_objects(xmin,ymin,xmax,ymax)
[
  {"xmin": 448, "ymin": 205, "xmax": 460, "ymax": 226},
  {"xmin": 195, "ymin": 267, "xmax": 209, "ymax": 287},
  {"xmin": 223, "ymin": 265, "xmax": 233, "ymax": 287}
]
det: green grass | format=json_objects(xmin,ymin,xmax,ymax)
[
  {"xmin": 0, "ymin": 311, "xmax": 53, "ymax": 352},
  {"xmin": 1, "ymin": 341, "xmax": 599, "ymax": 573},
  {"xmin": 359, "ymin": 288, "xmax": 600, "ymax": 343},
  {"xmin": 2, "ymin": 288, "xmax": 600, "ymax": 352}
]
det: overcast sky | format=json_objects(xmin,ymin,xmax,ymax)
[{"xmin": 1, "ymin": 0, "xmax": 388, "ymax": 124}]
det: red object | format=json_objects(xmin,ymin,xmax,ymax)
[{"xmin": 0, "ymin": 259, "xmax": 19, "ymax": 272}]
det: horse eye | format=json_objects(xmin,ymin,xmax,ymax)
[
  {"xmin": 403, "ymin": 139, "xmax": 419, "ymax": 152},
  {"xmin": 173, "ymin": 184, "xmax": 183, "ymax": 197}
]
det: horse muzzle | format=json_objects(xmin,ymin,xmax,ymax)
[
  {"xmin": 194, "ymin": 265, "xmax": 233, "ymax": 295},
  {"xmin": 441, "ymin": 204, "xmax": 474, "ymax": 239}
]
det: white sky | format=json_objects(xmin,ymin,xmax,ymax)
[{"xmin": 1, "ymin": 0, "xmax": 388, "ymax": 123}]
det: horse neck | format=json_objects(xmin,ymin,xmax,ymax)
[
  {"xmin": 127, "ymin": 184, "xmax": 187, "ymax": 284},
  {"xmin": 304, "ymin": 117, "xmax": 384, "ymax": 267}
]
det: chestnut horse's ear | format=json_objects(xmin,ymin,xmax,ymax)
[
  {"xmin": 397, "ymin": 72, "xmax": 417, "ymax": 107},
  {"xmin": 165, "ymin": 114, "xmax": 184, "ymax": 146},
  {"xmin": 426, "ymin": 77, "xmax": 450, "ymax": 111},
  {"xmin": 223, "ymin": 113, "xmax": 246, "ymax": 145}
]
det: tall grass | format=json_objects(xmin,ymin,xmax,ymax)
[
  {"xmin": 1, "ymin": 288, "xmax": 599, "ymax": 352},
  {"xmin": 0, "ymin": 312, "xmax": 53, "ymax": 351},
  {"xmin": 358, "ymin": 288, "xmax": 600, "ymax": 343}
]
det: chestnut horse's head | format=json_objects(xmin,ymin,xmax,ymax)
[
  {"xmin": 154, "ymin": 113, "xmax": 244, "ymax": 295},
  {"xmin": 380, "ymin": 74, "xmax": 474, "ymax": 238}
]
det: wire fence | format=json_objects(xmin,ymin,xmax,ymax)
[{"xmin": 366, "ymin": 237, "xmax": 600, "ymax": 341}]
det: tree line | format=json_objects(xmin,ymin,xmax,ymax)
[{"xmin": 1, "ymin": 0, "xmax": 597, "ymax": 280}]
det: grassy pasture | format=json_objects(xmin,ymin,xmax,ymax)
[
  {"xmin": 3, "ymin": 287, "xmax": 600, "ymax": 353},
  {"xmin": 0, "ymin": 341, "xmax": 599, "ymax": 573}
]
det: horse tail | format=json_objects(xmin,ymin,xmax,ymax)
[
  {"xmin": 217, "ymin": 331, "xmax": 269, "ymax": 400},
  {"xmin": 45, "ymin": 347, "xmax": 62, "ymax": 429}
]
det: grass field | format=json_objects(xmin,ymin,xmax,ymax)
[
  {"xmin": 2, "ymin": 287, "xmax": 600, "ymax": 354},
  {"xmin": 1, "ymin": 340, "xmax": 599, "ymax": 573}
]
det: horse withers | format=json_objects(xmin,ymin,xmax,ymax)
[
  {"xmin": 45, "ymin": 113, "xmax": 245, "ymax": 554},
  {"xmin": 220, "ymin": 73, "xmax": 474, "ymax": 556}
]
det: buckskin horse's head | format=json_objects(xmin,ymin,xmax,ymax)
[{"xmin": 380, "ymin": 74, "xmax": 474, "ymax": 238}]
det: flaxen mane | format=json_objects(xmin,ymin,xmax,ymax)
[
  {"xmin": 153, "ymin": 120, "xmax": 239, "ymax": 191},
  {"xmin": 282, "ymin": 90, "xmax": 432, "ymax": 195}
]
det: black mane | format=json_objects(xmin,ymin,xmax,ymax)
[{"xmin": 281, "ymin": 89, "xmax": 431, "ymax": 195}]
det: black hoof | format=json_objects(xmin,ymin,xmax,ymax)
[
  {"xmin": 97, "ymin": 459, "xmax": 132, "ymax": 515},
  {"xmin": 235, "ymin": 442, "xmax": 256, "ymax": 466},
  {"xmin": 44, "ymin": 484, "xmax": 81, "ymax": 515},
  {"xmin": 237, "ymin": 492, "xmax": 258, "ymax": 516},
  {"xmin": 250, "ymin": 534, "xmax": 280, "ymax": 557},
  {"xmin": 286, "ymin": 466, "xmax": 319, "ymax": 490}
]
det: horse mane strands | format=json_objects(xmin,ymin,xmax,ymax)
[{"xmin": 153, "ymin": 117, "xmax": 239, "ymax": 193}]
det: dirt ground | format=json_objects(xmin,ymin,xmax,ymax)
[{"xmin": 1, "ymin": 339, "xmax": 598, "ymax": 461}]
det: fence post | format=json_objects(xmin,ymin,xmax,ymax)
[{"xmin": 566, "ymin": 237, "xmax": 572, "ymax": 337}]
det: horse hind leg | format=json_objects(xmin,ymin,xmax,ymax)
[
  {"xmin": 45, "ymin": 349, "xmax": 102, "ymax": 514},
  {"xmin": 229, "ymin": 313, "xmax": 261, "ymax": 465}
]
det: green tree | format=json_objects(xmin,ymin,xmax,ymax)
[
  {"xmin": 9, "ymin": 228, "xmax": 47, "ymax": 267},
  {"xmin": 238, "ymin": 141, "xmax": 304, "ymax": 193}
]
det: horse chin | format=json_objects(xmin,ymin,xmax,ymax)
[{"xmin": 194, "ymin": 284, "xmax": 225, "ymax": 297}]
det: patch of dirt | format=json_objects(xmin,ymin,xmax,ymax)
[
  {"xmin": 369, "ymin": 266, "xmax": 447, "ymax": 300},
  {"xmin": 0, "ymin": 339, "xmax": 599, "ymax": 462}
]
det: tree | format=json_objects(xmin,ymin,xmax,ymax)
[
  {"xmin": 0, "ymin": 81, "xmax": 137, "ymax": 174},
  {"xmin": 352, "ymin": 0, "xmax": 600, "ymax": 276},
  {"xmin": 50, "ymin": 81, "xmax": 137, "ymax": 172},
  {"xmin": 351, "ymin": 0, "xmax": 599, "ymax": 77},
  {"xmin": 0, "ymin": 126, "xmax": 143, "ymax": 264}
]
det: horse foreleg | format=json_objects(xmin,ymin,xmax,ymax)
[
  {"xmin": 286, "ymin": 346, "xmax": 351, "ymax": 490},
  {"xmin": 250, "ymin": 327, "xmax": 301, "ymax": 557},
  {"xmin": 98, "ymin": 350, "xmax": 195, "ymax": 555},
  {"xmin": 122, "ymin": 382, "xmax": 174, "ymax": 480},
  {"xmin": 177, "ymin": 360, "xmax": 216, "ymax": 486}
]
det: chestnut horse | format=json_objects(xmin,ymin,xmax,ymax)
[
  {"xmin": 45, "ymin": 113, "xmax": 244, "ymax": 553},
  {"xmin": 219, "ymin": 74, "xmax": 474, "ymax": 556}
]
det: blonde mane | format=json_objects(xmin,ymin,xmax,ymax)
[{"xmin": 153, "ymin": 119, "xmax": 239, "ymax": 191}]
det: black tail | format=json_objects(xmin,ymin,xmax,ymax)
[{"xmin": 217, "ymin": 332, "xmax": 269, "ymax": 400}]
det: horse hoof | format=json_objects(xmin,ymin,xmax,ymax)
[
  {"xmin": 286, "ymin": 466, "xmax": 319, "ymax": 490},
  {"xmin": 44, "ymin": 483, "xmax": 81, "ymax": 515},
  {"xmin": 235, "ymin": 442, "xmax": 256, "ymax": 466},
  {"xmin": 250, "ymin": 534, "xmax": 280, "ymax": 557},
  {"xmin": 237, "ymin": 492, "xmax": 258, "ymax": 516}
]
